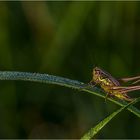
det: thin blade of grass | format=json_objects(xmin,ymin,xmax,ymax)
[
  {"xmin": 81, "ymin": 97, "xmax": 140, "ymax": 140},
  {"xmin": 0, "ymin": 71, "xmax": 140, "ymax": 118}
]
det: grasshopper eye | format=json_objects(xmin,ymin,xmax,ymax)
[{"xmin": 95, "ymin": 70, "xmax": 100, "ymax": 75}]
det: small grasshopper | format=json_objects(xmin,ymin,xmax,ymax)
[{"xmin": 89, "ymin": 67, "xmax": 140, "ymax": 101}]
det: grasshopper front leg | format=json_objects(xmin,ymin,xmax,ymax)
[{"xmin": 79, "ymin": 80, "xmax": 97, "ymax": 90}]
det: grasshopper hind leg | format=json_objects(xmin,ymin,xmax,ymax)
[{"xmin": 123, "ymin": 94, "xmax": 134, "ymax": 102}]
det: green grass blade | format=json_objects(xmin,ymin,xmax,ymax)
[
  {"xmin": 0, "ymin": 71, "xmax": 140, "ymax": 118},
  {"xmin": 81, "ymin": 97, "xmax": 140, "ymax": 140}
]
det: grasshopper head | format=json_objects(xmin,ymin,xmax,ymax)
[{"xmin": 93, "ymin": 67, "xmax": 104, "ymax": 84}]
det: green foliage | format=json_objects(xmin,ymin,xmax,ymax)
[{"xmin": 0, "ymin": 1, "xmax": 140, "ymax": 139}]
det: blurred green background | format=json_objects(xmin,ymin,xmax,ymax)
[{"xmin": 0, "ymin": 1, "xmax": 140, "ymax": 138}]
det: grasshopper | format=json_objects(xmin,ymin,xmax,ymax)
[{"xmin": 89, "ymin": 67, "xmax": 140, "ymax": 101}]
